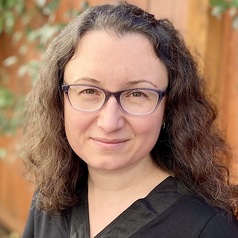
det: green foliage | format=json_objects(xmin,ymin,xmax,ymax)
[
  {"xmin": 210, "ymin": 0, "xmax": 238, "ymax": 28},
  {"xmin": 0, "ymin": 0, "xmax": 89, "ymax": 137},
  {"xmin": 0, "ymin": 86, "xmax": 24, "ymax": 134},
  {"xmin": 0, "ymin": 0, "xmax": 25, "ymax": 34}
]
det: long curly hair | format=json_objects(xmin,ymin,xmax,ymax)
[{"xmin": 22, "ymin": 2, "xmax": 238, "ymax": 217}]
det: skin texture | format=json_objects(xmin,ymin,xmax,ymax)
[
  {"xmin": 63, "ymin": 31, "xmax": 170, "ymax": 236},
  {"xmin": 22, "ymin": 3, "xmax": 237, "ymax": 220},
  {"xmin": 64, "ymin": 31, "xmax": 168, "ymax": 173}
]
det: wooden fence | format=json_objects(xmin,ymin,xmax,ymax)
[{"xmin": 0, "ymin": 0, "xmax": 237, "ymax": 234}]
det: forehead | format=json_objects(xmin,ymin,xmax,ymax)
[
  {"xmin": 75, "ymin": 30, "xmax": 156, "ymax": 56},
  {"xmin": 64, "ymin": 30, "xmax": 168, "ymax": 89}
]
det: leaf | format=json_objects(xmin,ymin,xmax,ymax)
[
  {"xmin": 42, "ymin": 0, "xmax": 60, "ymax": 16},
  {"xmin": 229, "ymin": 7, "xmax": 237, "ymax": 16},
  {"xmin": 3, "ymin": 56, "xmax": 18, "ymax": 67},
  {"xmin": 0, "ymin": 17, "xmax": 3, "ymax": 34},
  {"xmin": 232, "ymin": 15, "xmax": 238, "ymax": 28},
  {"xmin": 210, "ymin": 0, "xmax": 228, "ymax": 8},
  {"xmin": 0, "ymin": 88, "xmax": 15, "ymax": 108},
  {"xmin": 231, "ymin": 0, "xmax": 238, "ymax": 7},
  {"xmin": 17, "ymin": 60, "xmax": 40, "ymax": 80},
  {"xmin": 211, "ymin": 6, "xmax": 224, "ymax": 16},
  {"xmin": 46, "ymin": 0, "xmax": 60, "ymax": 12},
  {"xmin": 4, "ymin": 10, "xmax": 15, "ymax": 32},
  {"xmin": 35, "ymin": 0, "xmax": 47, "ymax": 8},
  {"xmin": 27, "ymin": 23, "xmax": 62, "ymax": 47},
  {"xmin": 0, "ymin": 148, "xmax": 7, "ymax": 159},
  {"xmin": 12, "ymin": 31, "xmax": 23, "ymax": 43}
]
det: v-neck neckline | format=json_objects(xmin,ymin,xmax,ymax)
[{"xmin": 70, "ymin": 176, "xmax": 186, "ymax": 238}]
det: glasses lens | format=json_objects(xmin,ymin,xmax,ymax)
[
  {"xmin": 68, "ymin": 85, "xmax": 105, "ymax": 111},
  {"xmin": 120, "ymin": 89, "xmax": 159, "ymax": 114}
]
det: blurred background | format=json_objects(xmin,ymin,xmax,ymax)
[{"xmin": 0, "ymin": 0, "xmax": 237, "ymax": 237}]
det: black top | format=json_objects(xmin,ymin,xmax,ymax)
[{"xmin": 22, "ymin": 177, "xmax": 238, "ymax": 238}]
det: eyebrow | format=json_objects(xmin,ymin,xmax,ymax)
[
  {"xmin": 125, "ymin": 80, "xmax": 158, "ymax": 88},
  {"xmin": 73, "ymin": 78, "xmax": 158, "ymax": 88},
  {"xmin": 73, "ymin": 78, "xmax": 101, "ymax": 85}
]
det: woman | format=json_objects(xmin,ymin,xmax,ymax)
[{"xmin": 22, "ymin": 2, "xmax": 238, "ymax": 238}]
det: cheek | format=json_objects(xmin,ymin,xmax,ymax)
[
  {"xmin": 140, "ymin": 104, "xmax": 165, "ymax": 145},
  {"xmin": 134, "ymin": 110, "xmax": 164, "ymax": 146},
  {"xmin": 64, "ymin": 100, "xmax": 76, "ymax": 134},
  {"xmin": 64, "ymin": 110, "xmax": 92, "ymax": 133},
  {"xmin": 64, "ymin": 99, "xmax": 91, "ymax": 140}
]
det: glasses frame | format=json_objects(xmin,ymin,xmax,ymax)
[{"xmin": 62, "ymin": 83, "xmax": 167, "ymax": 115}]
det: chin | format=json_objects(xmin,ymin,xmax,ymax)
[{"xmin": 88, "ymin": 160, "xmax": 132, "ymax": 172}]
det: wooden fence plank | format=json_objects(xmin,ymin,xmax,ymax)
[
  {"xmin": 0, "ymin": 0, "xmax": 237, "ymax": 234},
  {"xmin": 220, "ymin": 14, "xmax": 238, "ymax": 183}
]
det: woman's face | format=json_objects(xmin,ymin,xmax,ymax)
[{"xmin": 63, "ymin": 31, "xmax": 168, "ymax": 172}]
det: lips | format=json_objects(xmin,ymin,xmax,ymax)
[
  {"xmin": 93, "ymin": 138, "xmax": 128, "ymax": 143},
  {"xmin": 91, "ymin": 137, "xmax": 129, "ymax": 149}
]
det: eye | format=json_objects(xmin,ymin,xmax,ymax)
[
  {"xmin": 126, "ymin": 90, "xmax": 149, "ymax": 98},
  {"xmin": 131, "ymin": 91, "xmax": 144, "ymax": 97},
  {"xmin": 75, "ymin": 87, "xmax": 102, "ymax": 96},
  {"xmin": 82, "ymin": 88, "xmax": 98, "ymax": 94},
  {"xmin": 70, "ymin": 86, "xmax": 102, "ymax": 97}
]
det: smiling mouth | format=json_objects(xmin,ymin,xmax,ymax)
[{"xmin": 91, "ymin": 138, "xmax": 129, "ymax": 149}]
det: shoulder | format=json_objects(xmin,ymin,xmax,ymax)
[
  {"xmin": 22, "ymin": 193, "xmax": 71, "ymax": 238},
  {"xmin": 131, "ymin": 190, "xmax": 238, "ymax": 238},
  {"xmin": 199, "ymin": 209, "xmax": 238, "ymax": 237},
  {"xmin": 176, "ymin": 193, "xmax": 238, "ymax": 236}
]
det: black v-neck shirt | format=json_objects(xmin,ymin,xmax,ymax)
[{"xmin": 22, "ymin": 177, "xmax": 238, "ymax": 238}]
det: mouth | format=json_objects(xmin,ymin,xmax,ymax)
[{"xmin": 91, "ymin": 137, "xmax": 129, "ymax": 149}]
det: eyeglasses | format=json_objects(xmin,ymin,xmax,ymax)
[{"xmin": 62, "ymin": 84, "xmax": 167, "ymax": 115}]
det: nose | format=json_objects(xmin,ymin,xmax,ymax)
[{"xmin": 97, "ymin": 96, "xmax": 125, "ymax": 133}]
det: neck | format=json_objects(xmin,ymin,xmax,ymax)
[{"xmin": 87, "ymin": 158, "xmax": 170, "ymax": 198}]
